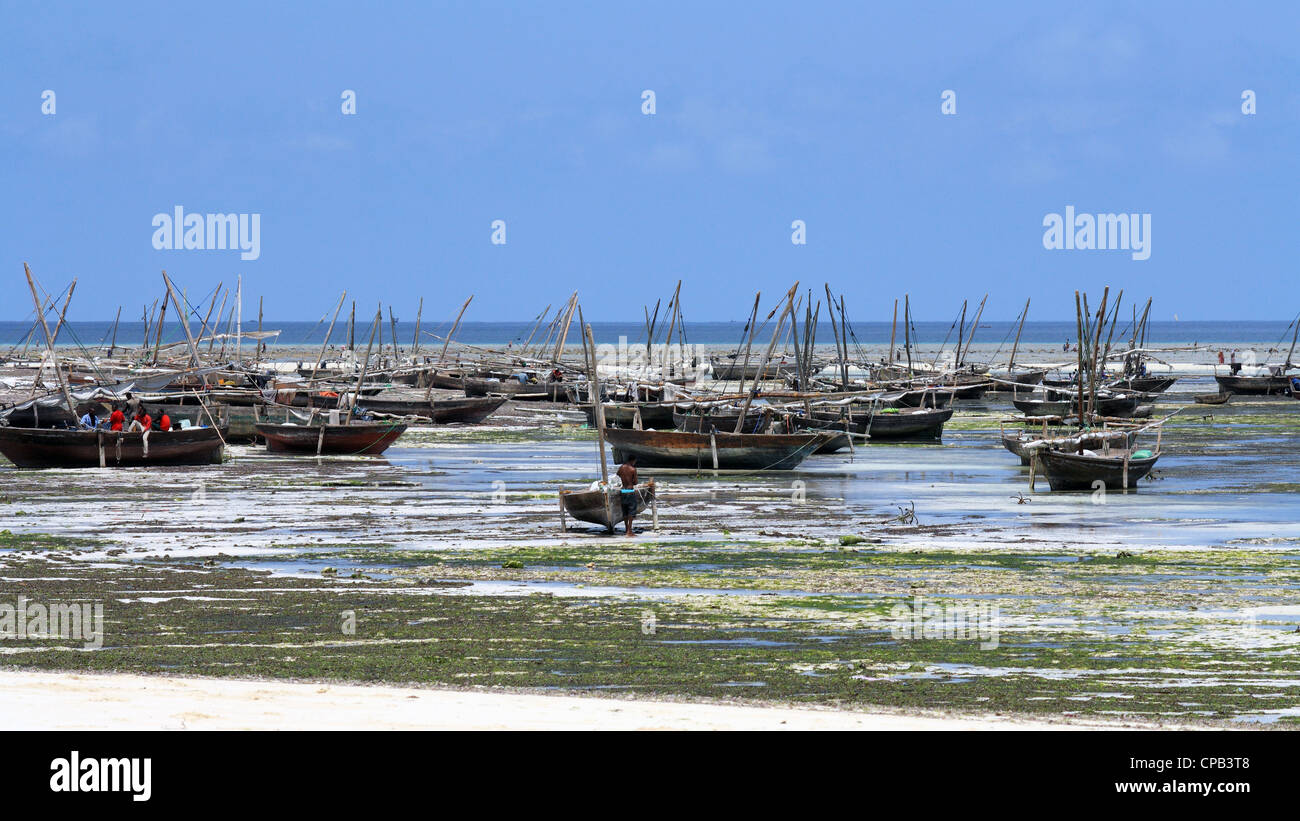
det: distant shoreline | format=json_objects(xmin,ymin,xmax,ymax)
[{"xmin": 3, "ymin": 319, "xmax": 1296, "ymax": 349}]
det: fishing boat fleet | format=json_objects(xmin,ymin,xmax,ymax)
[{"xmin": 3, "ymin": 266, "xmax": 1298, "ymax": 527}]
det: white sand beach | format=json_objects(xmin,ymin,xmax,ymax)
[{"xmin": 0, "ymin": 670, "xmax": 1182, "ymax": 731}]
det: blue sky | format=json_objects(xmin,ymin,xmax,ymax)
[{"xmin": 3, "ymin": 1, "xmax": 1297, "ymax": 321}]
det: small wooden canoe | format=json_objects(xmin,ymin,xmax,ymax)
[
  {"xmin": 1035, "ymin": 447, "xmax": 1158, "ymax": 491},
  {"xmin": 1193, "ymin": 392, "xmax": 1231, "ymax": 405},
  {"xmin": 560, "ymin": 482, "xmax": 655, "ymax": 532},
  {"xmin": 255, "ymin": 421, "xmax": 407, "ymax": 455},
  {"xmin": 0, "ymin": 426, "xmax": 225, "ymax": 469}
]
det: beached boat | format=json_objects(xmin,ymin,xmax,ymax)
[
  {"xmin": 1012, "ymin": 395, "xmax": 1141, "ymax": 418},
  {"xmin": 559, "ymin": 482, "xmax": 656, "ymax": 532},
  {"xmin": 1214, "ymin": 373, "xmax": 1294, "ymax": 396},
  {"xmin": 357, "ymin": 396, "xmax": 507, "ymax": 423},
  {"xmin": 779, "ymin": 416, "xmax": 861, "ymax": 453},
  {"xmin": 1110, "ymin": 376, "xmax": 1177, "ymax": 393},
  {"xmin": 149, "ymin": 402, "xmax": 261, "ymax": 443},
  {"xmin": 0, "ymin": 426, "xmax": 225, "ymax": 469},
  {"xmin": 708, "ymin": 356, "xmax": 787, "ymax": 381},
  {"xmin": 255, "ymin": 421, "xmax": 407, "ymax": 455},
  {"xmin": 672, "ymin": 408, "xmax": 770, "ymax": 434},
  {"xmin": 581, "ymin": 402, "xmax": 678, "ymax": 429},
  {"xmin": 1034, "ymin": 446, "xmax": 1159, "ymax": 491},
  {"xmin": 1001, "ymin": 428, "xmax": 1137, "ymax": 466},
  {"xmin": 604, "ymin": 428, "xmax": 821, "ymax": 470},
  {"xmin": 1193, "ymin": 392, "xmax": 1232, "ymax": 405},
  {"xmin": 792, "ymin": 405, "xmax": 952, "ymax": 440},
  {"xmin": 887, "ymin": 388, "xmax": 954, "ymax": 409},
  {"xmin": 986, "ymin": 369, "xmax": 1047, "ymax": 392},
  {"xmin": 463, "ymin": 376, "xmax": 568, "ymax": 401}
]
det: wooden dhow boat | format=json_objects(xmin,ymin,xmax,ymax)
[
  {"xmin": 604, "ymin": 428, "xmax": 821, "ymax": 470},
  {"xmin": 1000, "ymin": 427, "xmax": 1137, "ymax": 466},
  {"xmin": 1109, "ymin": 375, "xmax": 1177, "ymax": 393},
  {"xmin": 672, "ymin": 407, "xmax": 771, "ymax": 434},
  {"xmin": 464, "ymin": 376, "xmax": 568, "ymax": 401},
  {"xmin": 0, "ymin": 426, "xmax": 225, "ymax": 469},
  {"xmin": 1033, "ymin": 445, "xmax": 1159, "ymax": 491},
  {"xmin": 1213, "ymin": 371, "xmax": 1295, "ymax": 396},
  {"xmin": 356, "ymin": 395, "xmax": 507, "ymax": 424},
  {"xmin": 255, "ymin": 420, "xmax": 407, "ymax": 455},
  {"xmin": 581, "ymin": 401, "xmax": 678, "ymax": 429},
  {"xmin": 796, "ymin": 405, "xmax": 953, "ymax": 440},
  {"xmin": 1013, "ymin": 394, "xmax": 1141, "ymax": 418}
]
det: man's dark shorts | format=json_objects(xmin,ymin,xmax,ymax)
[{"xmin": 620, "ymin": 489, "xmax": 637, "ymax": 517}]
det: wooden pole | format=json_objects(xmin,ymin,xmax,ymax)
[
  {"xmin": 411, "ymin": 297, "xmax": 423, "ymax": 355},
  {"xmin": 310, "ymin": 291, "xmax": 347, "ymax": 383},
  {"xmin": 23, "ymin": 263, "xmax": 79, "ymax": 423},
  {"xmin": 346, "ymin": 307, "xmax": 382, "ymax": 426},
  {"xmin": 888, "ymin": 298, "xmax": 898, "ymax": 367},
  {"xmin": 737, "ymin": 283, "xmax": 798, "ymax": 433},
  {"xmin": 583, "ymin": 323, "xmax": 610, "ymax": 485},
  {"xmin": 151, "ymin": 289, "xmax": 168, "ymax": 366},
  {"xmin": 904, "ymin": 294, "xmax": 913, "ymax": 375},
  {"xmin": 733, "ymin": 292, "xmax": 763, "ymax": 397},
  {"xmin": 1074, "ymin": 292, "xmax": 1086, "ymax": 426},
  {"xmin": 1008, "ymin": 298, "xmax": 1030, "ymax": 372},
  {"xmin": 207, "ymin": 287, "xmax": 229, "ymax": 354},
  {"xmin": 108, "ymin": 306, "xmax": 121, "ymax": 357},
  {"xmin": 438, "ymin": 295, "xmax": 474, "ymax": 365},
  {"xmin": 255, "ymin": 296, "xmax": 264, "ymax": 365}
]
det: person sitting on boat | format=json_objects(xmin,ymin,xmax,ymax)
[
  {"xmin": 127, "ymin": 408, "xmax": 153, "ymax": 432},
  {"xmin": 108, "ymin": 403, "xmax": 126, "ymax": 432},
  {"xmin": 155, "ymin": 408, "xmax": 172, "ymax": 432},
  {"xmin": 616, "ymin": 455, "xmax": 639, "ymax": 538},
  {"xmin": 79, "ymin": 405, "xmax": 102, "ymax": 430}
]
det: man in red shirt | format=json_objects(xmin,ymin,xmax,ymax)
[
  {"xmin": 109, "ymin": 404, "xmax": 126, "ymax": 432},
  {"xmin": 155, "ymin": 409, "xmax": 172, "ymax": 432},
  {"xmin": 128, "ymin": 409, "xmax": 152, "ymax": 432}
]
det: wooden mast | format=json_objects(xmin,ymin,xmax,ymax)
[
  {"xmin": 346, "ymin": 307, "xmax": 382, "ymax": 426},
  {"xmin": 310, "ymin": 291, "xmax": 347, "ymax": 383},
  {"xmin": 23, "ymin": 263, "xmax": 78, "ymax": 424},
  {"xmin": 736, "ymin": 283, "xmax": 798, "ymax": 433}
]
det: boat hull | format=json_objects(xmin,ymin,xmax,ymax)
[
  {"xmin": 560, "ymin": 484, "xmax": 655, "ymax": 531},
  {"xmin": 1036, "ymin": 448, "xmax": 1158, "ymax": 491},
  {"xmin": 582, "ymin": 402, "xmax": 678, "ymax": 429},
  {"xmin": 463, "ymin": 377, "xmax": 567, "ymax": 401},
  {"xmin": 0, "ymin": 426, "xmax": 225, "ymax": 469},
  {"xmin": 1214, "ymin": 374, "xmax": 1293, "ymax": 396},
  {"xmin": 254, "ymin": 422, "xmax": 407, "ymax": 455},
  {"xmin": 604, "ymin": 428, "xmax": 820, "ymax": 470},
  {"xmin": 357, "ymin": 396, "xmax": 507, "ymax": 423}
]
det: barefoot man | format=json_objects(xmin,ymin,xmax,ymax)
[{"xmin": 616, "ymin": 455, "xmax": 639, "ymax": 537}]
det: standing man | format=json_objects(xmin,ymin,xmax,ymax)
[{"xmin": 615, "ymin": 455, "xmax": 640, "ymax": 538}]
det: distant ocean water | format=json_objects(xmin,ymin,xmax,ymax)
[{"xmin": 0, "ymin": 320, "xmax": 1295, "ymax": 351}]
